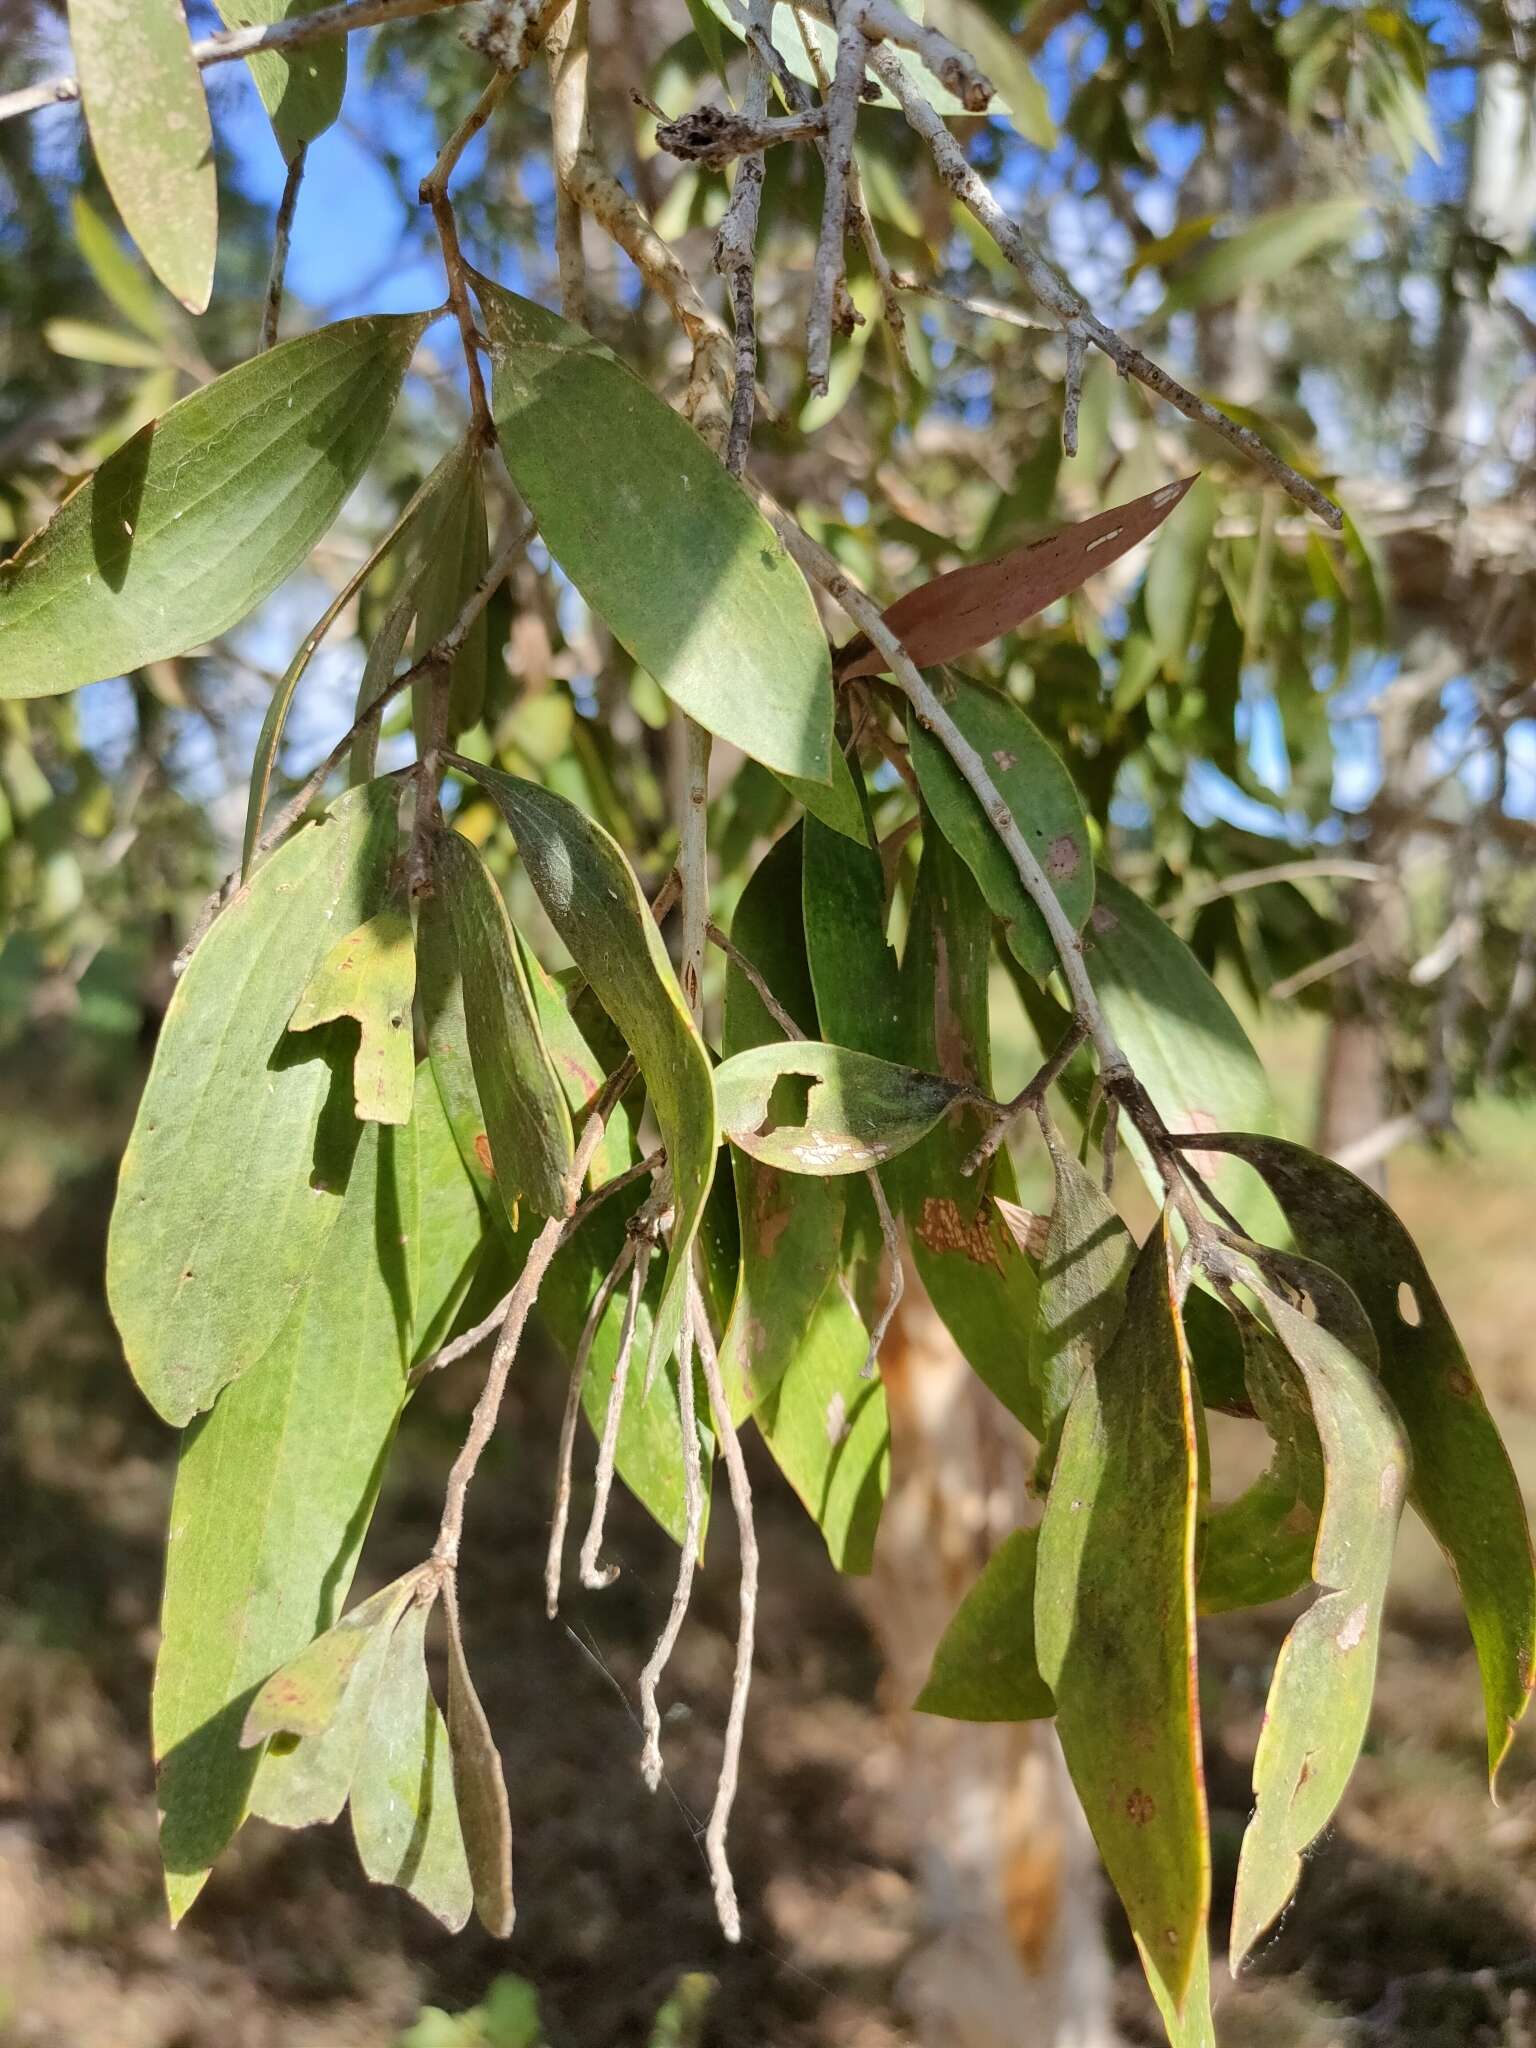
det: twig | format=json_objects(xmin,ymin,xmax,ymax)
[
  {"xmin": 962, "ymin": 1019, "xmax": 1087, "ymax": 1178},
  {"xmin": 850, "ymin": 0, "xmax": 993, "ymax": 108},
  {"xmin": 433, "ymin": 1112, "xmax": 608, "ymax": 1572},
  {"xmin": 1061, "ymin": 322, "xmax": 1087, "ymax": 458},
  {"xmin": 546, "ymin": 1237, "xmax": 636, "ymax": 1617},
  {"xmin": 259, "ymin": 145, "xmax": 307, "ymax": 353},
  {"xmin": 637, "ymin": 1306, "xmax": 704, "ymax": 1789},
  {"xmin": 893, "ymin": 276, "xmax": 1052, "ymax": 334},
  {"xmin": 658, "ymin": 103, "xmax": 827, "ymax": 167},
  {"xmin": 545, "ymin": 0, "xmax": 590, "ymax": 327},
  {"xmin": 708, "ymin": 922, "xmax": 799, "ymax": 1038},
  {"xmin": 713, "ymin": 0, "xmax": 773, "ymax": 479},
  {"xmin": 806, "ymin": 0, "xmax": 865, "ymax": 395},
  {"xmin": 421, "ymin": 92, "xmax": 504, "ymax": 443},
  {"xmin": 1268, "ymin": 939, "xmax": 1370, "ymax": 1004},
  {"xmin": 692, "ymin": 1283, "xmax": 757, "ymax": 1945},
  {"xmin": 1100, "ymin": 1095, "xmax": 1120, "ymax": 1195},
  {"xmin": 463, "ymin": 0, "xmax": 571, "ymax": 73},
  {"xmin": 0, "ymin": 0, "xmax": 474, "ymax": 126},
  {"xmin": 578, "ymin": 1240, "xmax": 653, "ymax": 1589},
  {"xmin": 1175, "ymin": 857, "xmax": 1389, "ymax": 910}
]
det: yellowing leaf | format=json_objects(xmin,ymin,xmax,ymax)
[{"xmin": 289, "ymin": 905, "xmax": 417, "ymax": 1126}]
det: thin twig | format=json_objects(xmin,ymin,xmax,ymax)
[
  {"xmin": 1174, "ymin": 857, "xmax": 1389, "ymax": 910},
  {"xmin": 893, "ymin": 276, "xmax": 1053, "ymax": 334},
  {"xmin": 578, "ymin": 1240, "xmax": 653, "ymax": 1589},
  {"xmin": 546, "ymin": 1236, "xmax": 635, "ymax": 1617},
  {"xmin": 1, "ymin": 0, "xmax": 473, "ymax": 125},
  {"xmin": 421, "ymin": 117, "xmax": 497, "ymax": 443},
  {"xmin": 692, "ymin": 1283, "xmax": 757, "ymax": 1945},
  {"xmin": 806, "ymin": 0, "xmax": 865, "ymax": 395},
  {"xmin": 637, "ymin": 1306, "xmax": 704, "ymax": 1789},
  {"xmin": 658, "ymin": 103, "xmax": 827, "ymax": 166},
  {"xmin": 713, "ymin": 0, "xmax": 773, "ymax": 479},
  {"xmin": 259, "ymin": 145, "xmax": 307, "ymax": 353},
  {"xmin": 1100, "ymin": 1095, "xmax": 1120, "ymax": 1195},
  {"xmin": 1267, "ymin": 939, "xmax": 1370, "ymax": 1004},
  {"xmin": 708, "ymin": 922, "xmax": 800, "ymax": 1038},
  {"xmin": 962, "ymin": 1019, "xmax": 1087, "ymax": 1177}
]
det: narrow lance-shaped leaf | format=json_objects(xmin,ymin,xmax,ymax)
[
  {"xmin": 715, "ymin": 1039, "xmax": 969, "ymax": 1175},
  {"xmin": 802, "ymin": 761, "xmax": 904, "ymax": 1062},
  {"xmin": 215, "ymin": 0, "xmax": 346, "ymax": 160},
  {"xmin": 453, "ymin": 759, "xmax": 717, "ymax": 1379},
  {"xmin": 835, "ymin": 477, "xmax": 1196, "ymax": 680},
  {"xmin": 443, "ymin": 1596, "xmax": 515, "ymax": 1938},
  {"xmin": 1195, "ymin": 1132, "xmax": 1536, "ymax": 1785},
  {"xmin": 917, "ymin": 1527, "xmax": 1055, "ymax": 1722},
  {"xmin": 289, "ymin": 904, "xmax": 417, "ymax": 1126},
  {"xmin": 411, "ymin": 453, "xmax": 490, "ymax": 747},
  {"xmin": 108, "ymin": 781, "xmax": 402, "ymax": 1425},
  {"xmin": 476, "ymin": 276, "xmax": 834, "ymax": 784},
  {"xmin": 1164, "ymin": 199, "xmax": 1367, "ymax": 313},
  {"xmin": 71, "ymin": 194, "xmax": 171, "ymax": 343},
  {"xmin": 0, "ymin": 314, "xmax": 427, "ymax": 700},
  {"xmin": 71, "ymin": 0, "xmax": 217, "ymax": 314},
  {"xmin": 242, "ymin": 1569, "xmax": 426, "ymax": 1748},
  {"xmin": 1031, "ymin": 1119, "xmax": 1134, "ymax": 1461},
  {"xmin": 908, "ymin": 682, "xmax": 1094, "ymax": 979},
  {"xmin": 1036, "ymin": 1212, "xmax": 1209, "ymax": 2014},
  {"xmin": 1227, "ymin": 1278, "xmax": 1409, "ymax": 1969}
]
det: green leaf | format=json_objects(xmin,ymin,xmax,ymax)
[
  {"xmin": 1145, "ymin": 1933, "xmax": 1217, "ymax": 2048},
  {"xmin": 289, "ymin": 905, "xmax": 417, "ymax": 1126},
  {"xmin": 1036, "ymin": 1213, "xmax": 1208, "ymax": 2013},
  {"xmin": 476, "ymin": 277, "xmax": 833, "ymax": 783},
  {"xmin": 908, "ymin": 682, "xmax": 1093, "ymax": 979},
  {"xmin": 715, "ymin": 1039, "xmax": 968, "ymax": 1174},
  {"xmin": 452, "ymin": 761, "xmax": 717, "ymax": 1378},
  {"xmin": 153, "ymin": 1116, "xmax": 415, "ymax": 1921},
  {"xmin": 412, "ymin": 455, "xmax": 490, "ymax": 746},
  {"xmin": 406, "ymin": 1066, "xmax": 493, "ymax": 1364},
  {"xmin": 72, "ymin": 0, "xmax": 216, "ymax": 313},
  {"xmin": 774, "ymin": 742, "xmax": 868, "ymax": 841},
  {"xmin": 1031, "ymin": 1120, "xmax": 1133, "ymax": 1458},
  {"xmin": 350, "ymin": 1599, "xmax": 473, "ymax": 1932},
  {"xmin": 241, "ymin": 1570, "xmax": 426, "ymax": 1747},
  {"xmin": 718, "ymin": 827, "xmax": 845, "ymax": 1417},
  {"xmin": 803, "ymin": 788, "xmax": 904, "ymax": 1062},
  {"xmin": 1196, "ymin": 1133, "xmax": 1536, "ymax": 1785},
  {"xmin": 1144, "ymin": 475, "xmax": 1219, "ymax": 679},
  {"xmin": 108, "ymin": 781, "xmax": 402, "ymax": 1425},
  {"xmin": 43, "ymin": 318, "xmax": 165, "ymax": 368},
  {"xmin": 215, "ymin": 0, "xmax": 346, "ymax": 160},
  {"xmin": 444, "ymin": 1598, "xmax": 515, "ymax": 1938},
  {"xmin": 0, "ymin": 313, "xmax": 426, "ymax": 700},
  {"xmin": 916, "ymin": 1527, "xmax": 1055, "ymax": 1721},
  {"xmin": 70, "ymin": 194, "xmax": 171, "ymax": 342},
  {"xmin": 424, "ymin": 831, "xmax": 574, "ymax": 1223},
  {"xmin": 1164, "ymin": 199, "xmax": 1366, "ymax": 312},
  {"xmin": 683, "ymin": 0, "xmax": 733, "ymax": 92},
  {"xmin": 1227, "ymin": 1280, "xmax": 1408, "ymax": 1968}
]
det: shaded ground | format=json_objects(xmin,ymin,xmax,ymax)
[{"xmin": 4, "ymin": 1017, "xmax": 1536, "ymax": 2046}]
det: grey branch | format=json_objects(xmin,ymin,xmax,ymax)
[{"xmin": 656, "ymin": 103, "xmax": 827, "ymax": 167}]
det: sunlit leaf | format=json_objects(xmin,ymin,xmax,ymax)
[
  {"xmin": 242, "ymin": 1569, "xmax": 425, "ymax": 1747},
  {"xmin": 289, "ymin": 905, "xmax": 417, "ymax": 1126},
  {"xmin": 70, "ymin": 194, "xmax": 171, "ymax": 342},
  {"xmin": 917, "ymin": 1527, "xmax": 1055, "ymax": 1721},
  {"xmin": 1144, "ymin": 475, "xmax": 1219, "ymax": 679},
  {"xmin": 43, "ymin": 317, "xmax": 164, "ymax": 368},
  {"xmin": 444, "ymin": 1596, "xmax": 515, "ymax": 1937},
  {"xmin": 412, "ymin": 454, "xmax": 490, "ymax": 745},
  {"xmin": 215, "ymin": 0, "xmax": 346, "ymax": 160},
  {"xmin": 715, "ymin": 1038, "xmax": 968, "ymax": 1174},
  {"xmin": 1164, "ymin": 199, "xmax": 1367, "ymax": 312}
]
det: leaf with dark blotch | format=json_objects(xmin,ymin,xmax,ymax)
[
  {"xmin": 917, "ymin": 1528, "xmax": 1055, "ymax": 1722},
  {"xmin": 214, "ymin": 0, "xmax": 345, "ymax": 158},
  {"xmin": 452, "ymin": 761, "xmax": 717, "ymax": 1377},
  {"xmin": 834, "ymin": 477, "xmax": 1196, "ymax": 680},
  {"xmin": 1195, "ymin": 1132, "xmax": 1536, "ymax": 1787},
  {"xmin": 289, "ymin": 906, "xmax": 417, "ymax": 1126},
  {"xmin": 108, "ymin": 781, "xmax": 402, "ymax": 1426},
  {"xmin": 1036, "ymin": 1212, "xmax": 1208, "ymax": 2014},
  {"xmin": 429, "ymin": 831, "xmax": 574, "ymax": 1222},
  {"xmin": 477, "ymin": 277, "xmax": 834, "ymax": 784},
  {"xmin": 242, "ymin": 1570, "xmax": 426, "ymax": 1748},
  {"xmin": 1228, "ymin": 1278, "xmax": 1408, "ymax": 1968},
  {"xmin": 715, "ymin": 1040, "xmax": 967, "ymax": 1175},
  {"xmin": 908, "ymin": 683, "xmax": 1094, "ymax": 979},
  {"xmin": 350, "ymin": 1600, "xmax": 473, "ymax": 1932},
  {"xmin": 0, "ymin": 315, "xmax": 427, "ymax": 700},
  {"xmin": 444, "ymin": 1597, "xmax": 515, "ymax": 1938},
  {"xmin": 1031, "ymin": 1121, "xmax": 1134, "ymax": 1462}
]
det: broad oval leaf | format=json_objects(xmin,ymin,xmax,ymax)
[
  {"xmin": 215, "ymin": 0, "xmax": 346, "ymax": 159},
  {"xmin": 476, "ymin": 276, "xmax": 834, "ymax": 784},
  {"xmin": 289, "ymin": 904, "xmax": 417, "ymax": 1126},
  {"xmin": 453, "ymin": 759, "xmax": 717, "ymax": 1378},
  {"xmin": 72, "ymin": 0, "xmax": 217, "ymax": 313},
  {"xmin": 108, "ymin": 780, "xmax": 402, "ymax": 1425},
  {"xmin": 0, "ymin": 312, "xmax": 427, "ymax": 699},
  {"xmin": 715, "ymin": 1039, "xmax": 968, "ymax": 1175},
  {"xmin": 1195, "ymin": 1132, "xmax": 1536, "ymax": 1784},
  {"xmin": 1036, "ymin": 1212, "xmax": 1209, "ymax": 2014},
  {"xmin": 908, "ymin": 680, "xmax": 1094, "ymax": 979},
  {"xmin": 917, "ymin": 1527, "xmax": 1055, "ymax": 1722},
  {"xmin": 835, "ymin": 477, "xmax": 1196, "ymax": 680}
]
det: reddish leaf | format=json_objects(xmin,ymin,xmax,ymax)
[{"xmin": 834, "ymin": 475, "xmax": 1197, "ymax": 681}]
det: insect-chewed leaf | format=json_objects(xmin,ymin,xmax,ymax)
[
  {"xmin": 917, "ymin": 1527, "xmax": 1055, "ymax": 1722},
  {"xmin": 443, "ymin": 1598, "xmax": 515, "ymax": 1938},
  {"xmin": 423, "ymin": 831, "xmax": 574, "ymax": 1222},
  {"xmin": 718, "ymin": 827, "xmax": 845, "ymax": 1418},
  {"xmin": 214, "ymin": 0, "xmax": 346, "ymax": 159},
  {"xmin": 0, "ymin": 313, "xmax": 426, "ymax": 699},
  {"xmin": 289, "ymin": 905, "xmax": 417, "ymax": 1126},
  {"xmin": 835, "ymin": 477, "xmax": 1195, "ymax": 681},
  {"xmin": 476, "ymin": 276, "xmax": 833, "ymax": 784},
  {"xmin": 802, "ymin": 779, "xmax": 904, "ymax": 1063},
  {"xmin": 1036, "ymin": 1212, "xmax": 1208, "ymax": 2014},
  {"xmin": 1225, "ymin": 1277, "xmax": 1407, "ymax": 1968},
  {"xmin": 241, "ymin": 1569, "xmax": 426, "ymax": 1748},
  {"xmin": 908, "ymin": 682, "xmax": 1094, "ymax": 979},
  {"xmin": 350, "ymin": 1600, "xmax": 473, "ymax": 1932},
  {"xmin": 715, "ymin": 1040, "xmax": 967, "ymax": 1175},
  {"xmin": 892, "ymin": 826, "xmax": 1043, "ymax": 1432},
  {"xmin": 453, "ymin": 761, "xmax": 717, "ymax": 1376},
  {"xmin": 71, "ymin": 0, "xmax": 216, "ymax": 314},
  {"xmin": 1196, "ymin": 1133, "xmax": 1536, "ymax": 1786},
  {"xmin": 108, "ymin": 781, "xmax": 402, "ymax": 1426},
  {"xmin": 153, "ymin": 1116, "xmax": 416, "ymax": 1923},
  {"xmin": 1031, "ymin": 1120, "xmax": 1134, "ymax": 1464}
]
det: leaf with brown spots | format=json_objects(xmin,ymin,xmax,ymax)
[
  {"xmin": 1192, "ymin": 1133, "xmax": 1536, "ymax": 1788},
  {"xmin": 715, "ymin": 1039, "xmax": 969, "ymax": 1175},
  {"xmin": 834, "ymin": 477, "xmax": 1197, "ymax": 681},
  {"xmin": 241, "ymin": 1569, "xmax": 426, "ymax": 1749},
  {"xmin": 1036, "ymin": 1212, "xmax": 1209, "ymax": 2014}
]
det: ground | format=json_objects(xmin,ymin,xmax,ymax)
[{"xmin": 3, "ymin": 1012, "xmax": 1536, "ymax": 2048}]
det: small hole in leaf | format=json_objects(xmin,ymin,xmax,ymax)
[
  {"xmin": 1397, "ymin": 1281, "xmax": 1421, "ymax": 1326},
  {"xmin": 756, "ymin": 1071, "xmax": 815, "ymax": 1137},
  {"xmin": 1298, "ymin": 1292, "xmax": 1318, "ymax": 1322}
]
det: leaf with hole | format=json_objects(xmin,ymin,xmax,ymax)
[
  {"xmin": 835, "ymin": 477, "xmax": 1196, "ymax": 680},
  {"xmin": 0, "ymin": 314, "xmax": 426, "ymax": 699},
  {"xmin": 289, "ymin": 905, "xmax": 417, "ymax": 1126},
  {"xmin": 241, "ymin": 1570, "xmax": 426, "ymax": 1749},
  {"xmin": 477, "ymin": 277, "xmax": 833, "ymax": 783},
  {"xmin": 715, "ymin": 1039, "xmax": 967, "ymax": 1175},
  {"xmin": 917, "ymin": 1527, "xmax": 1055, "ymax": 1721}
]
